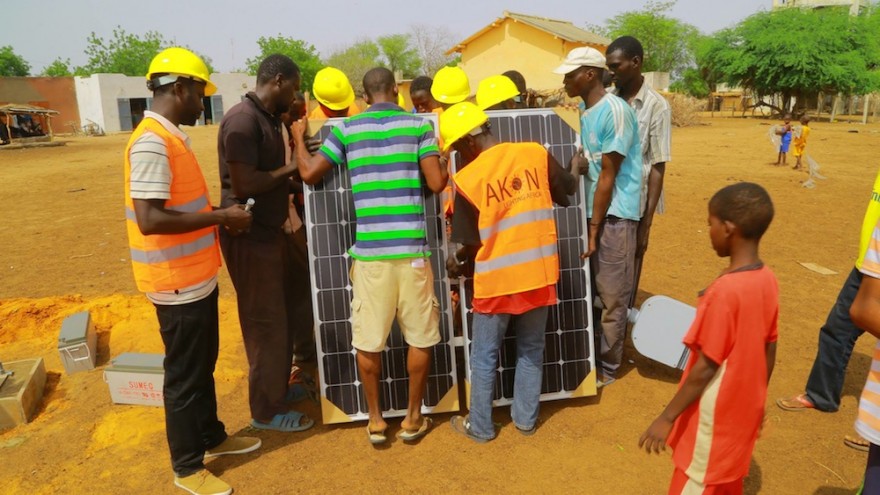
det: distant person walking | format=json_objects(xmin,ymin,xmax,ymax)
[{"xmin": 125, "ymin": 47, "xmax": 257, "ymax": 495}]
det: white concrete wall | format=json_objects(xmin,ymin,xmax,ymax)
[
  {"xmin": 73, "ymin": 75, "xmax": 104, "ymax": 133},
  {"xmin": 643, "ymin": 72, "xmax": 670, "ymax": 92},
  {"xmin": 209, "ymin": 73, "xmax": 255, "ymax": 116},
  {"xmin": 74, "ymin": 73, "xmax": 255, "ymax": 134}
]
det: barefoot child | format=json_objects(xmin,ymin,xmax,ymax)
[
  {"xmin": 776, "ymin": 114, "xmax": 792, "ymax": 165},
  {"xmin": 639, "ymin": 182, "xmax": 778, "ymax": 494},
  {"xmin": 793, "ymin": 115, "xmax": 811, "ymax": 170}
]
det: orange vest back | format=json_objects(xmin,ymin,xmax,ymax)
[
  {"xmin": 454, "ymin": 142, "xmax": 559, "ymax": 299},
  {"xmin": 124, "ymin": 118, "xmax": 221, "ymax": 293}
]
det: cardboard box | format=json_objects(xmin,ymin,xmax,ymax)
[
  {"xmin": 58, "ymin": 311, "xmax": 97, "ymax": 374},
  {"xmin": 103, "ymin": 353, "xmax": 164, "ymax": 407}
]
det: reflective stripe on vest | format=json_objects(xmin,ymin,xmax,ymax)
[
  {"xmin": 478, "ymin": 208, "xmax": 555, "ymax": 241},
  {"xmin": 124, "ymin": 117, "xmax": 220, "ymax": 293},
  {"xmin": 475, "ymin": 241, "xmax": 557, "ymax": 274},
  {"xmin": 454, "ymin": 142, "xmax": 559, "ymax": 299},
  {"xmin": 129, "ymin": 231, "xmax": 216, "ymax": 264}
]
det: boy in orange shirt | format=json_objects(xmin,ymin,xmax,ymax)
[{"xmin": 640, "ymin": 182, "xmax": 778, "ymax": 494}]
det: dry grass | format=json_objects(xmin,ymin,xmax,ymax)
[{"xmin": 666, "ymin": 93, "xmax": 706, "ymax": 127}]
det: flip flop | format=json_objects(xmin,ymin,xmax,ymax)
[
  {"xmin": 845, "ymin": 434, "xmax": 870, "ymax": 453},
  {"xmin": 776, "ymin": 394, "xmax": 815, "ymax": 412},
  {"xmin": 597, "ymin": 375, "xmax": 616, "ymax": 389},
  {"xmin": 250, "ymin": 411, "xmax": 314, "ymax": 432},
  {"xmin": 367, "ymin": 426, "xmax": 387, "ymax": 445},
  {"xmin": 397, "ymin": 417, "xmax": 433, "ymax": 442},
  {"xmin": 450, "ymin": 415, "xmax": 491, "ymax": 444}
]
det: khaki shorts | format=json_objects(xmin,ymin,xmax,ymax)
[{"xmin": 350, "ymin": 257, "xmax": 441, "ymax": 352}]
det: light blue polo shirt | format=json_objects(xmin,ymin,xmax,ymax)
[{"xmin": 579, "ymin": 94, "xmax": 642, "ymax": 221}]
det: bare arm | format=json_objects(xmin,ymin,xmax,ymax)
[
  {"xmin": 765, "ymin": 341, "xmax": 777, "ymax": 384},
  {"xmin": 548, "ymin": 153, "xmax": 577, "ymax": 206},
  {"xmin": 291, "ymin": 118, "xmax": 334, "ymax": 184},
  {"xmin": 582, "ymin": 151, "xmax": 623, "ymax": 258},
  {"xmin": 636, "ymin": 162, "xmax": 666, "ymax": 255},
  {"xmin": 420, "ymin": 154, "xmax": 448, "ymax": 194},
  {"xmin": 639, "ymin": 351, "xmax": 720, "ymax": 454},
  {"xmin": 133, "ymin": 199, "xmax": 251, "ymax": 236},
  {"xmin": 226, "ymin": 160, "xmax": 297, "ymax": 198},
  {"xmin": 851, "ymin": 274, "xmax": 880, "ymax": 339}
]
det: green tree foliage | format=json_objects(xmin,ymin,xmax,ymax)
[
  {"xmin": 701, "ymin": 7, "xmax": 880, "ymax": 110},
  {"xmin": 326, "ymin": 39, "xmax": 383, "ymax": 93},
  {"xmin": 245, "ymin": 36, "xmax": 322, "ymax": 91},
  {"xmin": 0, "ymin": 45, "xmax": 31, "ymax": 76},
  {"xmin": 603, "ymin": 1, "xmax": 703, "ymax": 79},
  {"xmin": 669, "ymin": 67, "xmax": 710, "ymax": 98},
  {"xmin": 377, "ymin": 34, "xmax": 421, "ymax": 79},
  {"xmin": 77, "ymin": 28, "xmax": 166, "ymax": 76},
  {"xmin": 42, "ymin": 58, "xmax": 73, "ymax": 77}
]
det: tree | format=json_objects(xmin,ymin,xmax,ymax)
[
  {"xmin": 77, "ymin": 28, "xmax": 167, "ymax": 76},
  {"xmin": 0, "ymin": 45, "xmax": 30, "ymax": 76},
  {"xmin": 74, "ymin": 28, "xmax": 214, "ymax": 77},
  {"xmin": 42, "ymin": 58, "xmax": 73, "ymax": 77},
  {"xmin": 377, "ymin": 34, "xmax": 422, "ymax": 79},
  {"xmin": 409, "ymin": 24, "xmax": 459, "ymax": 76},
  {"xmin": 701, "ymin": 7, "xmax": 880, "ymax": 112},
  {"xmin": 326, "ymin": 39, "xmax": 382, "ymax": 93},
  {"xmin": 245, "ymin": 36, "xmax": 322, "ymax": 92},
  {"xmin": 602, "ymin": 1, "xmax": 704, "ymax": 80}
]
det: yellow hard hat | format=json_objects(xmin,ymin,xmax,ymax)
[
  {"xmin": 146, "ymin": 47, "xmax": 216, "ymax": 96},
  {"xmin": 313, "ymin": 67, "xmax": 355, "ymax": 111},
  {"xmin": 439, "ymin": 102, "xmax": 488, "ymax": 151},
  {"xmin": 476, "ymin": 75, "xmax": 519, "ymax": 110},
  {"xmin": 431, "ymin": 66, "xmax": 470, "ymax": 104}
]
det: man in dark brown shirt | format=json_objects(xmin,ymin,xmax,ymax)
[{"xmin": 217, "ymin": 54, "xmax": 313, "ymax": 432}]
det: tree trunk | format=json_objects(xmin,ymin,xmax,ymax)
[
  {"xmin": 830, "ymin": 94, "xmax": 840, "ymax": 122},
  {"xmin": 863, "ymin": 94, "xmax": 871, "ymax": 125},
  {"xmin": 817, "ymin": 91, "xmax": 823, "ymax": 118}
]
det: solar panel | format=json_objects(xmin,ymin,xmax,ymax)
[
  {"xmin": 304, "ymin": 114, "xmax": 460, "ymax": 424},
  {"xmin": 457, "ymin": 109, "xmax": 597, "ymax": 407}
]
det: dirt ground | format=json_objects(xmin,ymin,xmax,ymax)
[{"xmin": 0, "ymin": 116, "xmax": 878, "ymax": 494}]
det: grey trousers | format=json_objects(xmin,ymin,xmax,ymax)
[{"xmin": 589, "ymin": 218, "xmax": 638, "ymax": 378}]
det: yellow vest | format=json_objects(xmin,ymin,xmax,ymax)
[
  {"xmin": 857, "ymin": 168, "xmax": 880, "ymax": 271},
  {"xmin": 454, "ymin": 142, "xmax": 559, "ymax": 298},
  {"xmin": 124, "ymin": 118, "xmax": 221, "ymax": 293}
]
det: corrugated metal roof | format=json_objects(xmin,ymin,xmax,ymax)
[
  {"xmin": 448, "ymin": 11, "xmax": 609, "ymax": 54},
  {"xmin": 0, "ymin": 104, "xmax": 59, "ymax": 115},
  {"xmin": 506, "ymin": 12, "xmax": 610, "ymax": 46}
]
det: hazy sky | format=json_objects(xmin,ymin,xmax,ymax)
[{"xmin": 3, "ymin": 0, "xmax": 770, "ymax": 73}]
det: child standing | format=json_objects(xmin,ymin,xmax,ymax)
[
  {"xmin": 792, "ymin": 115, "xmax": 811, "ymax": 170},
  {"xmin": 776, "ymin": 113, "xmax": 792, "ymax": 166},
  {"xmin": 639, "ymin": 182, "xmax": 778, "ymax": 494}
]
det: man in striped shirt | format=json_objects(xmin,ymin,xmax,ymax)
[{"xmin": 293, "ymin": 67, "xmax": 448, "ymax": 443}]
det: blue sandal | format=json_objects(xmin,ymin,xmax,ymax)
[{"xmin": 250, "ymin": 411, "xmax": 314, "ymax": 432}]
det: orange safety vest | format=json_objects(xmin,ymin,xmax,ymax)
[
  {"xmin": 123, "ymin": 118, "xmax": 221, "ymax": 293},
  {"xmin": 454, "ymin": 142, "xmax": 559, "ymax": 299}
]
